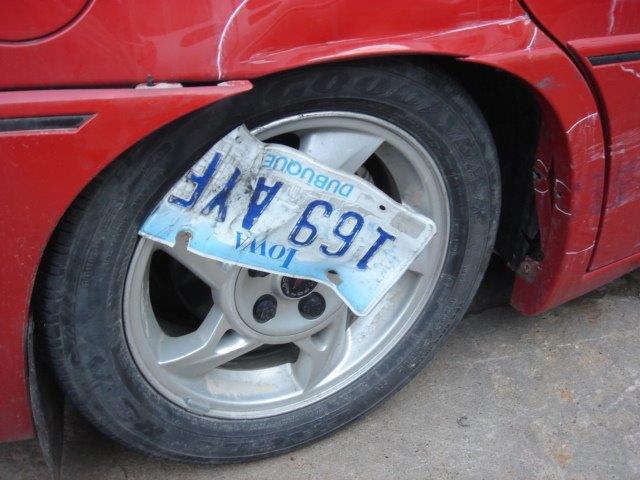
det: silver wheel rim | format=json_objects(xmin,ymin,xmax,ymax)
[{"xmin": 124, "ymin": 112, "xmax": 450, "ymax": 418}]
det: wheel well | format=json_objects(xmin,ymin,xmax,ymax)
[
  {"xmin": 254, "ymin": 54, "xmax": 542, "ymax": 282},
  {"xmin": 254, "ymin": 54, "xmax": 543, "ymax": 270},
  {"xmin": 428, "ymin": 56, "xmax": 543, "ymax": 269}
]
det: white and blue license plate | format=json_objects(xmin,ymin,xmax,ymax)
[{"xmin": 140, "ymin": 126, "xmax": 436, "ymax": 316}]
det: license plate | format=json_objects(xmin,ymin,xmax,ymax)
[{"xmin": 139, "ymin": 126, "xmax": 436, "ymax": 316}]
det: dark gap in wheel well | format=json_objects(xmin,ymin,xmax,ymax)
[
  {"xmin": 364, "ymin": 154, "xmax": 401, "ymax": 202},
  {"xmin": 264, "ymin": 132, "xmax": 300, "ymax": 149},
  {"xmin": 149, "ymin": 250, "xmax": 213, "ymax": 337},
  {"xmin": 429, "ymin": 57, "xmax": 543, "ymax": 270}
]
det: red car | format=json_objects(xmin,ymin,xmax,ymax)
[{"xmin": 1, "ymin": 0, "xmax": 639, "ymax": 465}]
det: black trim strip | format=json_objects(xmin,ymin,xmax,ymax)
[
  {"xmin": 0, "ymin": 114, "xmax": 91, "ymax": 133},
  {"xmin": 589, "ymin": 51, "xmax": 640, "ymax": 66}
]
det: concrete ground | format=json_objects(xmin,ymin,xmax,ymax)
[{"xmin": 3, "ymin": 268, "xmax": 640, "ymax": 479}]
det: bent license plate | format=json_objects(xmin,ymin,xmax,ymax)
[{"xmin": 139, "ymin": 126, "xmax": 436, "ymax": 315}]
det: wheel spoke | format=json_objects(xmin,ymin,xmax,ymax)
[
  {"xmin": 298, "ymin": 129, "xmax": 383, "ymax": 173},
  {"xmin": 154, "ymin": 235, "xmax": 232, "ymax": 288},
  {"xmin": 292, "ymin": 307, "xmax": 349, "ymax": 391},
  {"xmin": 408, "ymin": 244, "xmax": 431, "ymax": 276},
  {"xmin": 156, "ymin": 307, "xmax": 260, "ymax": 376}
]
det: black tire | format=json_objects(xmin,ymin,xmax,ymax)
[{"xmin": 37, "ymin": 59, "xmax": 500, "ymax": 462}]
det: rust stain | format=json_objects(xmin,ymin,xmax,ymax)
[
  {"xmin": 553, "ymin": 445, "xmax": 572, "ymax": 467},
  {"xmin": 555, "ymin": 386, "xmax": 574, "ymax": 403}
]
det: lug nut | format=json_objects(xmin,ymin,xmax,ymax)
[
  {"xmin": 298, "ymin": 292, "xmax": 326, "ymax": 319},
  {"xmin": 248, "ymin": 269, "xmax": 269, "ymax": 278},
  {"xmin": 253, "ymin": 294, "xmax": 277, "ymax": 323}
]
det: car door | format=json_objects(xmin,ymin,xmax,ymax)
[{"xmin": 523, "ymin": 0, "xmax": 640, "ymax": 268}]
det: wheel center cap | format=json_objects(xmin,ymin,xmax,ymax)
[
  {"xmin": 280, "ymin": 276, "xmax": 317, "ymax": 298},
  {"xmin": 233, "ymin": 269, "xmax": 340, "ymax": 339}
]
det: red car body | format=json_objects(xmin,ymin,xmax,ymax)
[{"xmin": 1, "ymin": 0, "xmax": 639, "ymax": 444}]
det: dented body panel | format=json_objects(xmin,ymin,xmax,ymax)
[
  {"xmin": 511, "ymin": 0, "xmax": 640, "ymax": 306},
  {"xmin": 0, "ymin": 0, "xmax": 545, "ymax": 89},
  {"xmin": 0, "ymin": 0, "xmax": 638, "ymax": 442}
]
